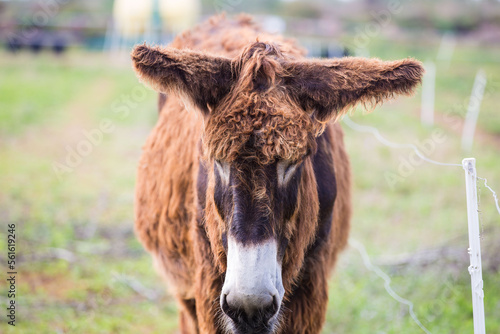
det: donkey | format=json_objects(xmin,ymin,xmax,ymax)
[{"xmin": 131, "ymin": 14, "xmax": 423, "ymax": 334}]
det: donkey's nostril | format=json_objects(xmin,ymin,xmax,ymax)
[
  {"xmin": 270, "ymin": 294, "xmax": 279, "ymax": 314},
  {"xmin": 221, "ymin": 293, "xmax": 231, "ymax": 315}
]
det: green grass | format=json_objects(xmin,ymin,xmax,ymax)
[{"xmin": 0, "ymin": 41, "xmax": 499, "ymax": 333}]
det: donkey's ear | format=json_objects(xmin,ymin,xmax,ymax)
[
  {"xmin": 131, "ymin": 44, "xmax": 234, "ymax": 115},
  {"xmin": 284, "ymin": 57, "xmax": 424, "ymax": 122}
]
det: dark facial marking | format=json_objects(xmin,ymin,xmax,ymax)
[
  {"xmin": 197, "ymin": 159, "xmax": 208, "ymax": 210},
  {"xmin": 310, "ymin": 130, "xmax": 337, "ymax": 252},
  {"xmin": 230, "ymin": 162, "xmax": 274, "ymax": 243},
  {"xmin": 221, "ymin": 231, "xmax": 228, "ymax": 252},
  {"xmin": 158, "ymin": 93, "xmax": 167, "ymax": 112},
  {"xmin": 212, "ymin": 158, "xmax": 303, "ymax": 247}
]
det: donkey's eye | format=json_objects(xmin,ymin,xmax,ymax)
[
  {"xmin": 214, "ymin": 160, "xmax": 230, "ymax": 185},
  {"xmin": 277, "ymin": 160, "xmax": 299, "ymax": 186}
]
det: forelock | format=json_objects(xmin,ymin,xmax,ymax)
[{"xmin": 203, "ymin": 42, "xmax": 320, "ymax": 164}]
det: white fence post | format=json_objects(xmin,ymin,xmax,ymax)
[
  {"xmin": 437, "ymin": 32, "xmax": 456, "ymax": 69},
  {"xmin": 462, "ymin": 158, "xmax": 486, "ymax": 334},
  {"xmin": 421, "ymin": 61, "xmax": 436, "ymax": 127},
  {"xmin": 461, "ymin": 70, "xmax": 487, "ymax": 152}
]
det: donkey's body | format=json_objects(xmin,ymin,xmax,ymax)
[{"xmin": 133, "ymin": 14, "xmax": 423, "ymax": 334}]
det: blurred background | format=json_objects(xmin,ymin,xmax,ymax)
[{"xmin": 1, "ymin": 0, "xmax": 500, "ymax": 333}]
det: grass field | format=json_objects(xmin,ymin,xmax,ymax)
[{"xmin": 0, "ymin": 38, "xmax": 499, "ymax": 334}]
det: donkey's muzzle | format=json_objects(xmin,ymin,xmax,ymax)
[
  {"xmin": 221, "ymin": 236, "xmax": 284, "ymax": 333},
  {"xmin": 221, "ymin": 291, "xmax": 279, "ymax": 333}
]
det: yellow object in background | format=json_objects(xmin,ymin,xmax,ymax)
[
  {"xmin": 159, "ymin": 0, "xmax": 201, "ymax": 33},
  {"xmin": 113, "ymin": 0, "xmax": 153, "ymax": 37},
  {"xmin": 112, "ymin": 0, "xmax": 200, "ymax": 37}
]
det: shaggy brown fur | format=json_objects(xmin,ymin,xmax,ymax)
[{"xmin": 132, "ymin": 14, "xmax": 423, "ymax": 334}]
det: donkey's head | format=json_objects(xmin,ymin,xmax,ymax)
[{"xmin": 132, "ymin": 42, "xmax": 423, "ymax": 333}]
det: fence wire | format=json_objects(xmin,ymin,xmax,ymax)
[
  {"xmin": 342, "ymin": 114, "xmax": 500, "ymax": 216},
  {"xmin": 477, "ymin": 176, "xmax": 500, "ymax": 216},
  {"xmin": 342, "ymin": 115, "xmax": 463, "ymax": 167},
  {"xmin": 342, "ymin": 114, "xmax": 500, "ymax": 333},
  {"xmin": 349, "ymin": 239, "xmax": 432, "ymax": 334}
]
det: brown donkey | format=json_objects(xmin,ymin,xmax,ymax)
[{"xmin": 132, "ymin": 14, "xmax": 423, "ymax": 334}]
